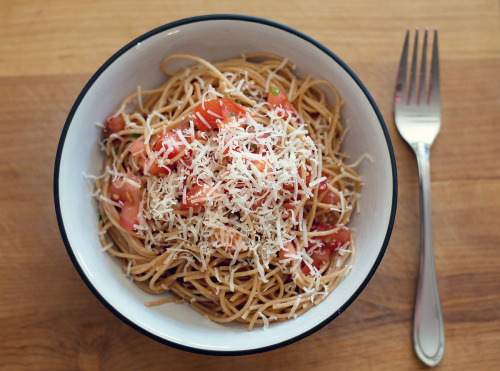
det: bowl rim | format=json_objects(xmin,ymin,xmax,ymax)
[{"xmin": 53, "ymin": 14, "xmax": 398, "ymax": 356}]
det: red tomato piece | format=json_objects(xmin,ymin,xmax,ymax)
[
  {"xmin": 267, "ymin": 86, "xmax": 288, "ymax": 107},
  {"xmin": 109, "ymin": 180, "xmax": 127, "ymax": 203},
  {"xmin": 105, "ymin": 115, "xmax": 126, "ymax": 137},
  {"xmin": 191, "ymin": 98, "xmax": 247, "ymax": 131},
  {"xmin": 313, "ymin": 224, "xmax": 351, "ymax": 250},
  {"xmin": 126, "ymin": 174, "xmax": 142, "ymax": 202},
  {"xmin": 138, "ymin": 157, "xmax": 172, "ymax": 175},
  {"xmin": 129, "ymin": 138, "xmax": 145, "ymax": 156},
  {"xmin": 301, "ymin": 248, "xmax": 331, "ymax": 276},
  {"xmin": 181, "ymin": 182, "xmax": 218, "ymax": 210},
  {"xmin": 109, "ymin": 173, "xmax": 142, "ymax": 231},
  {"xmin": 320, "ymin": 189, "xmax": 340, "ymax": 205},
  {"xmin": 267, "ymin": 86, "xmax": 297, "ymax": 116},
  {"xmin": 147, "ymin": 161, "xmax": 172, "ymax": 175},
  {"xmin": 178, "ymin": 153, "xmax": 194, "ymax": 169},
  {"xmin": 317, "ymin": 177, "xmax": 340, "ymax": 205},
  {"xmin": 279, "ymin": 242, "xmax": 297, "ymax": 260},
  {"xmin": 155, "ymin": 131, "xmax": 186, "ymax": 160},
  {"xmin": 119, "ymin": 202, "xmax": 140, "ymax": 231},
  {"xmin": 109, "ymin": 173, "xmax": 142, "ymax": 204},
  {"xmin": 282, "ymin": 102, "xmax": 297, "ymax": 114}
]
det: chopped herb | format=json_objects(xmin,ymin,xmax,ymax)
[
  {"xmin": 99, "ymin": 215, "xmax": 102, "ymax": 221},
  {"xmin": 106, "ymin": 215, "xmax": 110, "ymax": 220},
  {"xmin": 128, "ymin": 133, "xmax": 141, "ymax": 138},
  {"xmin": 229, "ymin": 112, "xmax": 235, "ymax": 117},
  {"xmin": 251, "ymin": 144, "xmax": 258, "ymax": 150},
  {"xmin": 194, "ymin": 125, "xmax": 199, "ymax": 131},
  {"xmin": 114, "ymin": 147, "xmax": 119, "ymax": 155},
  {"xmin": 269, "ymin": 86, "xmax": 280, "ymax": 96}
]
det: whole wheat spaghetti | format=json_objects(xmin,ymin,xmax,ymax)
[{"xmin": 94, "ymin": 54, "xmax": 362, "ymax": 330}]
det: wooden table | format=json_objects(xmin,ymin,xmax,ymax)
[{"xmin": 1, "ymin": 0, "xmax": 499, "ymax": 369}]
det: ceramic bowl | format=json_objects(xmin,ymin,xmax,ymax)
[{"xmin": 54, "ymin": 15, "xmax": 397, "ymax": 355}]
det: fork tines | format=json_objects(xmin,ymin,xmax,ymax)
[{"xmin": 394, "ymin": 28, "xmax": 440, "ymax": 106}]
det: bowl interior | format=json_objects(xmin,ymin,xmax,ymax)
[{"xmin": 56, "ymin": 16, "xmax": 396, "ymax": 354}]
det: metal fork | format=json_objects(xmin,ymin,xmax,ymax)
[{"xmin": 394, "ymin": 28, "xmax": 445, "ymax": 367}]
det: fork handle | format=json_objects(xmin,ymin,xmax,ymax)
[{"xmin": 412, "ymin": 142, "xmax": 445, "ymax": 367}]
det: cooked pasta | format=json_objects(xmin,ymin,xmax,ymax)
[{"xmin": 94, "ymin": 54, "xmax": 362, "ymax": 330}]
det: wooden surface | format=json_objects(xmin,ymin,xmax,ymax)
[{"xmin": 1, "ymin": 0, "xmax": 499, "ymax": 370}]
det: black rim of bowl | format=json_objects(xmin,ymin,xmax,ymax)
[{"xmin": 53, "ymin": 14, "xmax": 398, "ymax": 356}]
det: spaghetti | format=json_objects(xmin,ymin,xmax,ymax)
[{"xmin": 95, "ymin": 54, "xmax": 362, "ymax": 329}]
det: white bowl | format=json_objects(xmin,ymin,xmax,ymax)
[{"xmin": 54, "ymin": 15, "xmax": 397, "ymax": 355}]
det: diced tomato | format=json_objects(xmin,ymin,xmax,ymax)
[
  {"xmin": 279, "ymin": 242, "xmax": 297, "ymax": 260},
  {"xmin": 267, "ymin": 86, "xmax": 297, "ymax": 117},
  {"xmin": 119, "ymin": 202, "xmax": 140, "ymax": 231},
  {"xmin": 320, "ymin": 189, "xmax": 340, "ymax": 205},
  {"xmin": 155, "ymin": 131, "xmax": 186, "ymax": 160},
  {"xmin": 109, "ymin": 173, "xmax": 142, "ymax": 231},
  {"xmin": 317, "ymin": 177, "xmax": 340, "ymax": 205},
  {"xmin": 301, "ymin": 248, "xmax": 331, "ymax": 276},
  {"xmin": 148, "ymin": 161, "xmax": 171, "ymax": 175},
  {"xmin": 181, "ymin": 182, "xmax": 218, "ymax": 210},
  {"xmin": 317, "ymin": 178, "xmax": 328, "ymax": 193},
  {"xmin": 178, "ymin": 153, "xmax": 194, "ymax": 169},
  {"xmin": 109, "ymin": 173, "xmax": 142, "ymax": 204},
  {"xmin": 313, "ymin": 224, "xmax": 351, "ymax": 250},
  {"xmin": 109, "ymin": 181, "xmax": 127, "ymax": 203},
  {"xmin": 129, "ymin": 138, "xmax": 145, "ymax": 156},
  {"xmin": 137, "ymin": 157, "xmax": 172, "ymax": 175},
  {"xmin": 267, "ymin": 86, "xmax": 288, "ymax": 107},
  {"xmin": 191, "ymin": 98, "xmax": 247, "ymax": 131},
  {"xmin": 220, "ymin": 102, "xmax": 245, "ymax": 122},
  {"xmin": 105, "ymin": 115, "xmax": 126, "ymax": 137}
]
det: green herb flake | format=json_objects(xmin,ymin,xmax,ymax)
[
  {"xmin": 194, "ymin": 125, "xmax": 200, "ymax": 131},
  {"xmin": 229, "ymin": 112, "xmax": 235, "ymax": 117},
  {"xmin": 128, "ymin": 133, "xmax": 141, "ymax": 138},
  {"xmin": 269, "ymin": 86, "xmax": 280, "ymax": 96},
  {"xmin": 114, "ymin": 147, "xmax": 119, "ymax": 155},
  {"xmin": 99, "ymin": 215, "xmax": 102, "ymax": 221},
  {"xmin": 251, "ymin": 144, "xmax": 258, "ymax": 150}
]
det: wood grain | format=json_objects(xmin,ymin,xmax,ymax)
[{"xmin": 0, "ymin": 0, "xmax": 499, "ymax": 370}]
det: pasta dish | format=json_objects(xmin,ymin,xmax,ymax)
[{"xmin": 94, "ymin": 54, "xmax": 362, "ymax": 330}]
